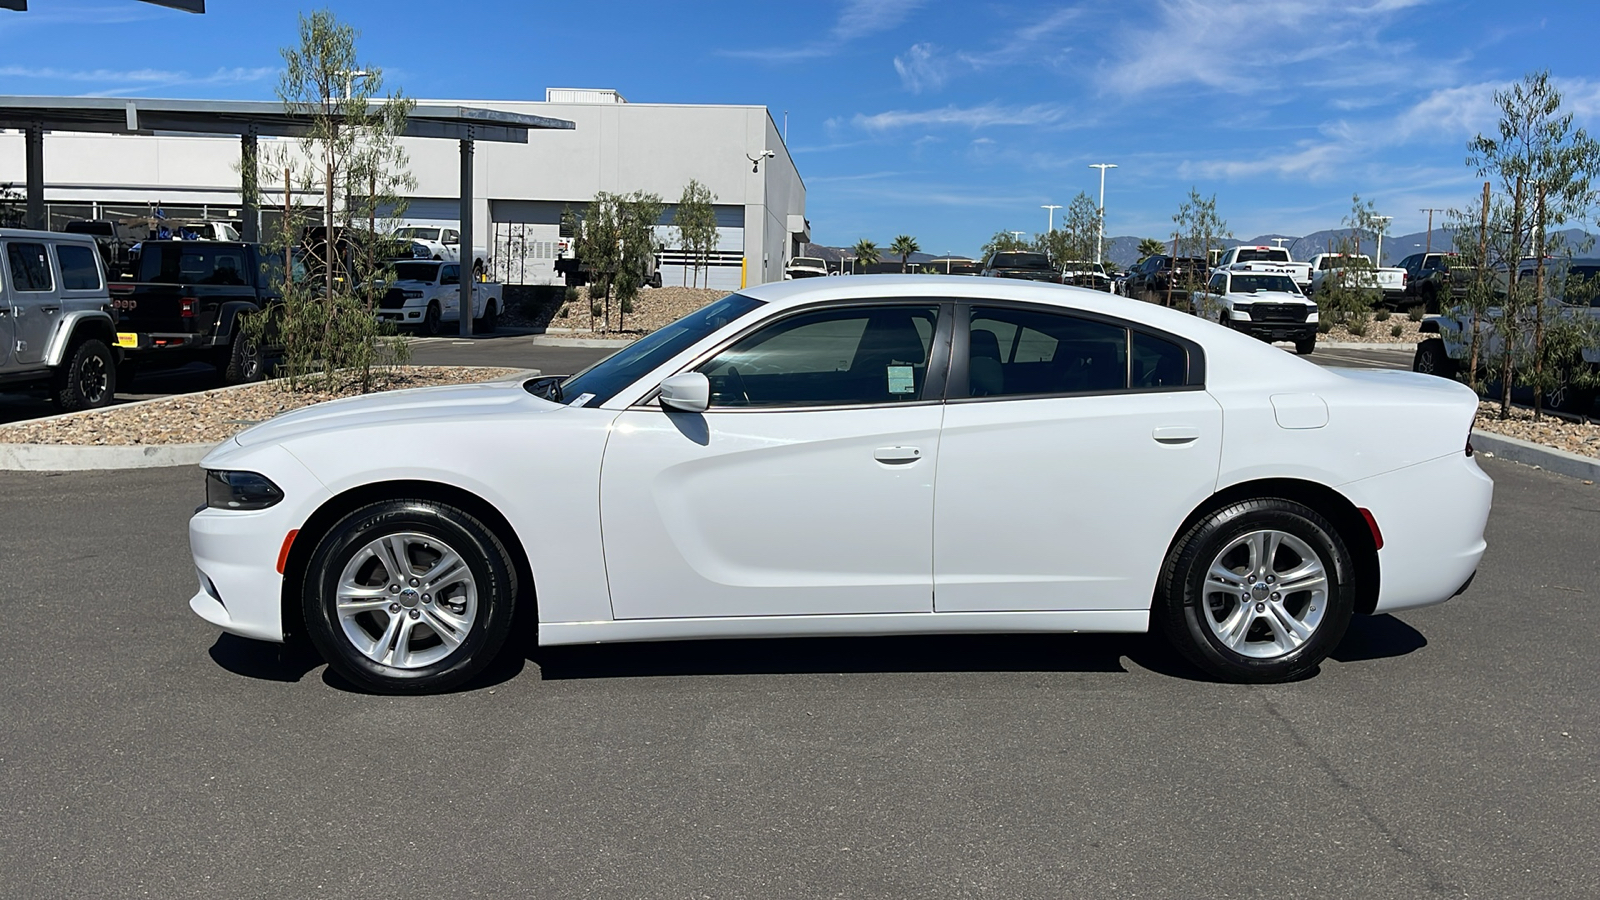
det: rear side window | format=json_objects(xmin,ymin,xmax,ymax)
[
  {"xmin": 6, "ymin": 243, "xmax": 54, "ymax": 292},
  {"xmin": 57, "ymin": 244, "xmax": 103, "ymax": 290},
  {"xmin": 139, "ymin": 244, "xmax": 252, "ymax": 286},
  {"xmin": 968, "ymin": 307, "xmax": 1126, "ymax": 397}
]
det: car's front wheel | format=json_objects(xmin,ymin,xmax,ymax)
[
  {"xmin": 52, "ymin": 338, "xmax": 116, "ymax": 411},
  {"xmin": 302, "ymin": 499, "xmax": 518, "ymax": 694},
  {"xmin": 1414, "ymin": 338, "xmax": 1458, "ymax": 380},
  {"xmin": 1156, "ymin": 499, "xmax": 1356, "ymax": 683}
]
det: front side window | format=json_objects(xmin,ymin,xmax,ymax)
[
  {"xmin": 441, "ymin": 264, "xmax": 460, "ymax": 285},
  {"xmin": 700, "ymin": 305, "xmax": 939, "ymax": 408},
  {"xmin": 968, "ymin": 307, "xmax": 1126, "ymax": 397},
  {"xmin": 6, "ymin": 242, "xmax": 54, "ymax": 292},
  {"xmin": 57, "ymin": 244, "xmax": 103, "ymax": 290},
  {"xmin": 1207, "ymin": 272, "xmax": 1227, "ymax": 293},
  {"xmin": 444, "ymin": 230, "xmax": 460, "ymax": 244}
]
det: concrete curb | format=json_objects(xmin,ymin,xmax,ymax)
[
  {"xmin": 527, "ymin": 335, "xmax": 635, "ymax": 348},
  {"xmin": 1471, "ymin": 429, "xmax": 1600, "ymax": 482},
  {"xmin": 1316, "ymin": 341, "xmax": 1416, "ymax": 352},
  {"xmin": 0, "ymin": 368, "xmax": 541, "ymax": 473}
]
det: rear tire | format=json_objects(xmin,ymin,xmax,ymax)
[
  {"xmin": 52, "ymin": 338, "xmax": 117, "ymax": 411},
  {"xmin": 1413, "ymin": 338, "xmax": 1458, "ymax": 380},
  {"xmin": 1156, "ymin": 498, "xmax": 1356, "ymax": 683},
  {"xmin": 219, "ymin": 334, "xmax": 266, "ymax": 385},
  {"xmin": 301, "ymin": 499, "xmax": 518, "ymax": 694},
  {"xmin": 475, "ymin": 300, "xmax": 498, "ymax": 334}
]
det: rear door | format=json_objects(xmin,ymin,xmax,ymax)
[
  {"xmin": 0, "ymin": 261, "xmax": 13, "ymax": 368},
  {"xmin": 4, "ymin": 240, "xmax": 61, "ymax": 366},
  {"xmin": 933, "ymin": 303, "xmax": 1223, "ymax": 612}
]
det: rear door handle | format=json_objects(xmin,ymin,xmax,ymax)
[
  {"xmin": 874, "ymin": 446, "xmax": 923, "ymax": 464},
  {"xmin": 1153, "ymin": 426, "xmax": 1200, "ymax": 445}
]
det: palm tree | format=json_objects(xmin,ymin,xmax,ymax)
[
  {"xmin": 890, "ymin": 234, "xmax": 920, "ymax": 273},
  {"xmin": 852, "ymin": 239, "xmax": 881, "ymax": 273},
  {"xmin": 1136, "ymin": 237, "xmax": 1166, "ymax": 261}
]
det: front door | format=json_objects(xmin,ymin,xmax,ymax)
[
  {"xmin": 601, "ymin": 302, "xmax": 947, "ymax": 619},
  {"xmin": 440, "ymin": 264, "xmax": 461, "ymax": 320},
  {"xmin": 4, "ymin": 241, "xmax": 61, "ymax": 366},
  {"xmin": 934, "ymin": 304, "xmax": 1223, "ymax": 612}
]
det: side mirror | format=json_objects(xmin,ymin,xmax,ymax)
[{"xmin": 659, "ymin": 372, "xmax": 710, "ymax": 413}]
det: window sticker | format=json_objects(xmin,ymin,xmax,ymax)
[{"xmin": 887, "ymin": 365, "xmax": 915, "ymax": 395}]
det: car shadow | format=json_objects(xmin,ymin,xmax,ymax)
[
  {"xmin": 527, "ymin": 632, "xmax": 1194, "ymax": 681},
  {"xmin": 1329, "ymin": 613, "xmax": 1428, "ymax": 663},
  {"xmin": 207, "ymin": 633, "xmax": 527, "ymax": 695}
]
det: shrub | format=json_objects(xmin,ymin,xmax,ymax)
[
  {"xmin": 1346, "ymin": 318, "xmax": 1369, "ymax": 337},
  {"xmin": 1317, "ymin": 318, "xmax": 1334, "ymax": 334},
  {"xmin": 1391, "ymin": 323, "xmax": 1404, "ymax": 338},
  {"xmin": 1375, "ymin": 308, "xmax": 1391, "ymax": 321},
  {"xmin": 557, "ymin": 304, "xmax": 569, "ymax": 319},
  {"xmin": 1408, "ymin": 306, "xmax": 1425, "ymax": 322}
]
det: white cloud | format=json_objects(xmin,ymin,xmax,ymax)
[
  {"xmin": 722, "ymin": 0, "xmax": 926, "ymax": 62},
  {"xmin": 894, "ymin": 43, "xmax": 948, "ymax": 93},
  {"xmin": 0, "ymin": 65, "xmax": 276, "ymax": 94},
  {"xmin": 853, "ymin": 102, "xmax": 1068, "ymax": 132}
]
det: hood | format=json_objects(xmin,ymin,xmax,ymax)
[
  {"xmin": 232, "ymin": 377, "xmax": 557, "ymax": 448},
  {"xmin": 1237, "ymin": 291, "xmax": 1312, "ymax": 304}
]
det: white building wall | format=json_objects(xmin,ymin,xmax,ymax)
[{"xmin": 0, "ymin": 97, "xmax": 805, "ymax": 286}]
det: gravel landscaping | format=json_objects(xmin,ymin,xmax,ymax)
[
  {"xmin": 542, "ymin": 286, "xmax": 727, "ymax": 339},
  {"xmin": 0, "ymin": 366, "xmax": 523, "ymax": 447},
  {"xmin": 1475, "ymin": 401, "xmax": 1600, "ymax": 460},
  {"xmin": 1319, "ymin": 315, "xmax": 1428, "ymax": 345}
]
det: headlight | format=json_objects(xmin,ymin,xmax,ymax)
[
  {"xmin": 206, "ymin": 470, "xmax": 284, "ymax": 510},
  {"xmin": 402, "ymin": 290, "xmax": 424, "ymax": 299}
]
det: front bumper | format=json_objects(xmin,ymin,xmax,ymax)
[
  {"xmin": 1237, "ymin": 322, "xmax": 1317, "ymax": 342},
  {"xmin": 377, "ymin": 308, "xmax": 427, "ymax": 324}
]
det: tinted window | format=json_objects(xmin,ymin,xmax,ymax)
[
  {"xmin": 1230, "ymin": 275, "xmax": 1300, "ymax": 294},
  {"xmin": 1235, "ymin": 248, "xmax": 1288, "ymax": 263},
  {"xmin": 561, "ymin": 293, "xmax": 762, "ymax": 406},
  {"xmin": 393, "ymin": 262, "xmax": 442, "ymax": 282},
  {"xmin": 6, "ymin": 242, "xmax": 54, "ymax": 292},
  {"xmin": 991, "ymin": 252, "xmax": 1052, "ymax": 269},
  {"xmin": 1132, "ymin": 332, "xmax": 1188, "ymax": 388},
  {"xmin": 700, "ymin": 305, "xmax": 938, "ymax": 408},
  {"xmin": 57, "ymin": 244, "xmax": 102, "ymax": 290},
  {"xmin": 441, "ymin": 264, "xmax": 460, "ymax": 285},
  {"xmin": 138, "ymin": 244, "xmax": 251, "ymax": 286},
  {"xmin": 968, "ymin": 307, "xmax": 1127, "ymax": 397}
]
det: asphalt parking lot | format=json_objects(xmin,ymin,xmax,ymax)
[{"xmin": 3, "ymin": 395, "xmax": 1597, "ymax": 896}]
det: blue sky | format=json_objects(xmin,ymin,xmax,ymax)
[{"xmin": 2, "ymin": 0, "xmax": 1597, "ymax": 256}]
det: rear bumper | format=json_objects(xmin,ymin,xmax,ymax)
[
  {"xmin": 1340, "ymin": 451, "xmax": 1493, "ymax": 613},
  {"xmin": 118, "ymin": 331, "xmax": 220, "ymax": 356}
]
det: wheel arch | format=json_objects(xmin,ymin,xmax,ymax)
[
  {"xmin": 1169, "ymin": 477, "xmax": 1382, "ymax": 615},
  {"xmin": 45, "ymin": 312, "xmax": 116, "ymax": 366},
  {"xmin": 279, "ymin": 479, "xmax": 536, "ymax": 644}
]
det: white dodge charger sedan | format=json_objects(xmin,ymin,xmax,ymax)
[{"xmin": 189, "ymin": 276, "xmax": 1492, "ymax": 693}]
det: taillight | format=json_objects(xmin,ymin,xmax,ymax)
[
  {"xmin": 180, "ymin": 297, "xmax": 196, "ymax": 318},
  {"xmin": 1466, "ymin": 434, "xmax": 1474, "ymax": 457}
]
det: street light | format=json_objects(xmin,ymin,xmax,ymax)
[
  {"xmin": 1009, "ymin": 230, "xmax": 1026, "ymax": 245},
  {"xmin": 1371, "ymin": 214, "xmax": 1393, "ymax": 265},
  {"xmin": 1041, "ymin": 204, "xmax": 1062, "ymax": 232},
  {"xmin": 1089, "ymin": 163, "xmax": 1117, "ymax": 266}
]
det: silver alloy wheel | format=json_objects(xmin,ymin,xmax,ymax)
[
  {"xmin": 335, "ymin": 531, "xmax": 478, "ymax": 669},
  {"xmin": 1201, "ymin": 529, "xmax": 1328, "ymax": 659},
  {"xmin": 80, "ymin": 351, "xmax": 110, "ymax": 404}
]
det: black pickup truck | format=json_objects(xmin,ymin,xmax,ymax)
[
  {"xmin": 110, "ymin": 241, "xmax": 285, "ymax": 384},
  {"xmin": 981, "ymin": 251, "xmax": 1061, "ymax": 283}
]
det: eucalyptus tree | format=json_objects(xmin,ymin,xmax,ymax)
[
  {"xmin": 674, "ymin": 180, "xmax": 718, "ymax": 288},
  {"xmin": 1169, "ymin": 188, "xmax": 1230, "ymax": 310}
]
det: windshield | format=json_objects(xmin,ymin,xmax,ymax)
[
  {"xmin": 559, "ymin": 293, "xmax": 764, "ymax": 406},
  {"xmin": 991, "ymin": 252, "xmax": 1051, "ymax": 269},
  {"xmin": 396, "ymin": 227, "xmax": 441, "ymax": 241},
  {"xmin": 1062, "ymin": 261, "xmax": 1104, "ymax": 273},
  {"xmin": 790, "ymin": 257, "xmax": 826, "ymax": 268},
  {"xmin": 1231, "ymin": 275, "xmax": 1301, "ymax": 294},
  {"xmin": 390, "ymin": 262, "xmax": 441, "ymax": 282},
  {"xmin": 1236, "ymin": 248, "xmax": 1290, "ymax": 263},
  {"xmin": 1319, "ymin": 256, "xmax": 1373, "ymax": 270}
]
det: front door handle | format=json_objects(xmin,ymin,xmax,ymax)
[
  {"xmin": 1153, "ymin": 426, "xmax": 1200, "ymax": 445},
  {"xmin": 874, "ymin": 446, "xmax": 923, "ymax": 464}
]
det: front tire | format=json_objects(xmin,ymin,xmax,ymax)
[
  {"xmin": 302, "ymin": 499, "xmax": 518, "ymax": 694},
  {"xmin": 421, "ymin": 301, "xmax": 442, "ymax": 336},
  {"xmin": 52, "ymin": 338, "xmax": 117, "ymax": 411},
  {"xmin": 1156, "ymin": 499, "xmax": 1356, "ymax": 683},
  {"xmin": 1414, "ymin": 337, "xmax": 1458, "ymax": 380}
]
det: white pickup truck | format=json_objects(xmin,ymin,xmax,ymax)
[
  {"xmin": 1192, "ymin": 264, "xmax": 1319, "ymax": 355},
  {"xmin": 1214, "ymin": 245, "xmax": 1313, "ymax": 292},
  {"xmin": 375, "ymin": 260, "xmax": 503, "ymax": 335},
  {"xmin": 392, "ymin": 226, "xmax": 490, "ymax": 278},
  {"xmin": 1306, "ymin": 253, "xmax": 1407, "ymax": 303}
]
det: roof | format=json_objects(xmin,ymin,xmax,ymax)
[{"xmin": 0, "ymin": 96, "xmax": 573, "ymax": 144}]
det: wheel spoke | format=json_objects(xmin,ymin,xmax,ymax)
[
  {"xmin": 368, "ymin": 611, "xmax": 404, "ymax": 663},
  {"xmin": 1263, "ymin": 532, "xmax": 1283, "ymax": 575},
  {"xmin": 1267, "ymin": 600, "xmax": 1313, "ymax": 644},
  {"xmin": 388, "ymin": 615, "xmax": 418, "ymax": 668},
  {"xmin": 421, "ymin": 606, "xmax": 467, "ymax": 648},
  {"xmin": 337, "ymin": 595, "xmax": 393, "ymax": 614},
  {"xmin": 1208, "ymin": 563, "xmax": 1247, "ymax": 589},
  {"xmin": 422, "ymin": 550, "xmax": 468, "ymax": 592},
  {"xmin": 1218, "ymin": 604, "xmax": 1254, "ymax": 649},
  {"xmin": 1245, "ymin": 532, "xmax": 1267, "ymax": 577},
  {"xmin": 1276, "ymin": 561, "xmax": 1327, "ymax": 595}
]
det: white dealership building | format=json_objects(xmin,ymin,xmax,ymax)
[{"xmin": 0, "ymin": 89, "xmax": 808, "ymax": 289}]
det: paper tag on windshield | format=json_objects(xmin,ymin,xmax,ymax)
[{"xmin": 887, "ymin": 365, "xmax": 915, "ymax": 395}]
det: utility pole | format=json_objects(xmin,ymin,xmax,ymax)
[
  {"xmin": 1041, "ymin": 204, "xmax": 1062, "ymax": 232},
  {"xmin": 1089, "ymin": 163, "xmax": 1117, "ymax": 266},
  {"xmin": 1419, "ymin": 207, "xmax": 1445, "ymax": 254}
]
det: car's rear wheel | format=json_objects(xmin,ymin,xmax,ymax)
[
  {"xmin": 1414, "ymin": 338, "xmax": 1458, "ymax": 380},
  {"xmin": 475, "ymin": 300, "xmax": 498, "ymax": 333},
  {"xmin": 1156, "ymin": 499, "xmax": 1356, "ymax": 683},
  {"xmin": 302, "ymin": 500, "xmax": 517, "ymax": 694}
]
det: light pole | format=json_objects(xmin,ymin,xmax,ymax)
[
  {"xmin": 1089, "ymin": 163, "xmax": 1117, "ymax": 266},
  {"xmin": 1371, "ymin": 214, "xmax": 1392, "ymax": 265},
  {"xmin": 1009, "ymin": 231, "xmax": 1026, "ymax": 246},
  {"xmin": 1041, "ymin": 204, "xmax": 1062, "ymax": 232}
]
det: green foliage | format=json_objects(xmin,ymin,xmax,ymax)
[
  {"xmin": 1035, "ymin": 193, "xmax": 1103, "ymax": 267},
  {"xmin": 244, "ymin": 8, "xmax": 414, "ymax": 393},
  {"xmin": 981, "ymin": 231, "xmax": 1030, "ymax": 259},
  {"xmin": 1345, "ymin": 316, "xmax": 1369, "ymax": 337},
  {"xmin": 1408, "ymin": 306, "xmax": 1425, "ymax": 322},
  {"xmin": 1170, "ymin": 188, "xmax": 1230, "ymax": 308},
  {"xmin": 674, "ymin": 179, "xmax": 718, "ymax": 288},
  {"xmin": 1317, "ymin": 318, "xmax": 1334, "ymax": 334},
  {"xmin": 1391, "ymin": 323, "xmax": 1405, "ymax": 338},
  {"xmin": 1375, "ymin": 307, "xmax": 1391, "ymax": 321},
  {"xmin": 573, "ymin": 191, "xmax": 663, "ymax": 331},
  {"xmin": 1136, "ymin": 237, "xmax": 1166, "ymax": 260},
  {"xmin": 0, "ymin": 182, "xmax": 23, "ymax": 228},
  {"xmin": 1315, "ymin": 194, "xmax": 1383, "ymax": 325},
  {"xmin": 890, "ymin": 234, "xmax": 920, "ymax": 272},
  {"xmin": 852, "ymin": 239, "xmax": 881, "ymax": 267}
]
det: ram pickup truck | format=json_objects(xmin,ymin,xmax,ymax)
[
  {"xmin": 1060, "ymin": 260, "xmax": 1112, "ymax": 291},
  {"xmin": 1306, "ymin": 253, "xmax": 1407, "ymax": 303},
  {"xmin": 392, "ymin": 226, "xmax": 489, "ymax": 277},
  {"xmin": 375, "ymin": 260, "xmax": 504, "ymax": 335},
  {"xmin": 1192, "ymin": 265, "xmax": 1318, "ymax": 354},
  {"xmin": 1214, "ymin": 245, "xmax": 1313, "ymax": 291},
  {"xmin": 981, "ymin": 251, "xmax": 1061, "ymax": 283},
  {"xmin": 0, "ymin": 228, "xmax": 122, "ymax": 410},
  {"xmin": 1397, "ymin": 252, "xmax": 1472, "ymax": 311},
  {"xmin": 1414, "ymin": 256, "xmax": 1600, "ymax": 413},
  {"xmin": 784, "ymin": 256, "xmax": 830, "ymax": 279},
  {"xmin": 109, "ymin": 241, "xmax": 285, "ymax": 385}
]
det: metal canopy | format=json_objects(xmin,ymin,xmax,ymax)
[
  {"xmin": 0, "ymin": 96, "xmax": 572, "ymax": 144},
  {"xmin": 2, "ymin": 0, "xmax": 204, "ymax": 11}
]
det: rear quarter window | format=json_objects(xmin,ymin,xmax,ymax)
[{"xmin": 56, "ymin": 244, "xmax": 103, "ymax": 290}]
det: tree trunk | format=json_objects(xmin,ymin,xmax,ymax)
[
  {"xmin": 1468, "ymin": 182, "xmax": 1489, "ymax": 393},
  {"xmin": 1532, "ymin": 183, "xmax": 1547, "ymax": 421},
  {"xmin": 1501, "ymin": 174, "xmax": 1526, "ymax": 420}
]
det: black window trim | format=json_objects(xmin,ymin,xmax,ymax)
[
  {"xmin": 54, "ymin": 241, "xmax": 105, "ymax": 292},
  {"xmin": 5, "ymin": 240, "xmax": 57, "ymax": 293},
  {"xmin": 633, "ymin": 297, "xmax": 956, "ymax": 413},
  {"xmin": 946, "ymin": 299, "xmax": 1206, "ymax": 404}
]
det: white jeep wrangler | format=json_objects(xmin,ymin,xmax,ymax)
[{"xmin": 1, "ymin": 228, "xmax": 121, "ymax": 410}]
